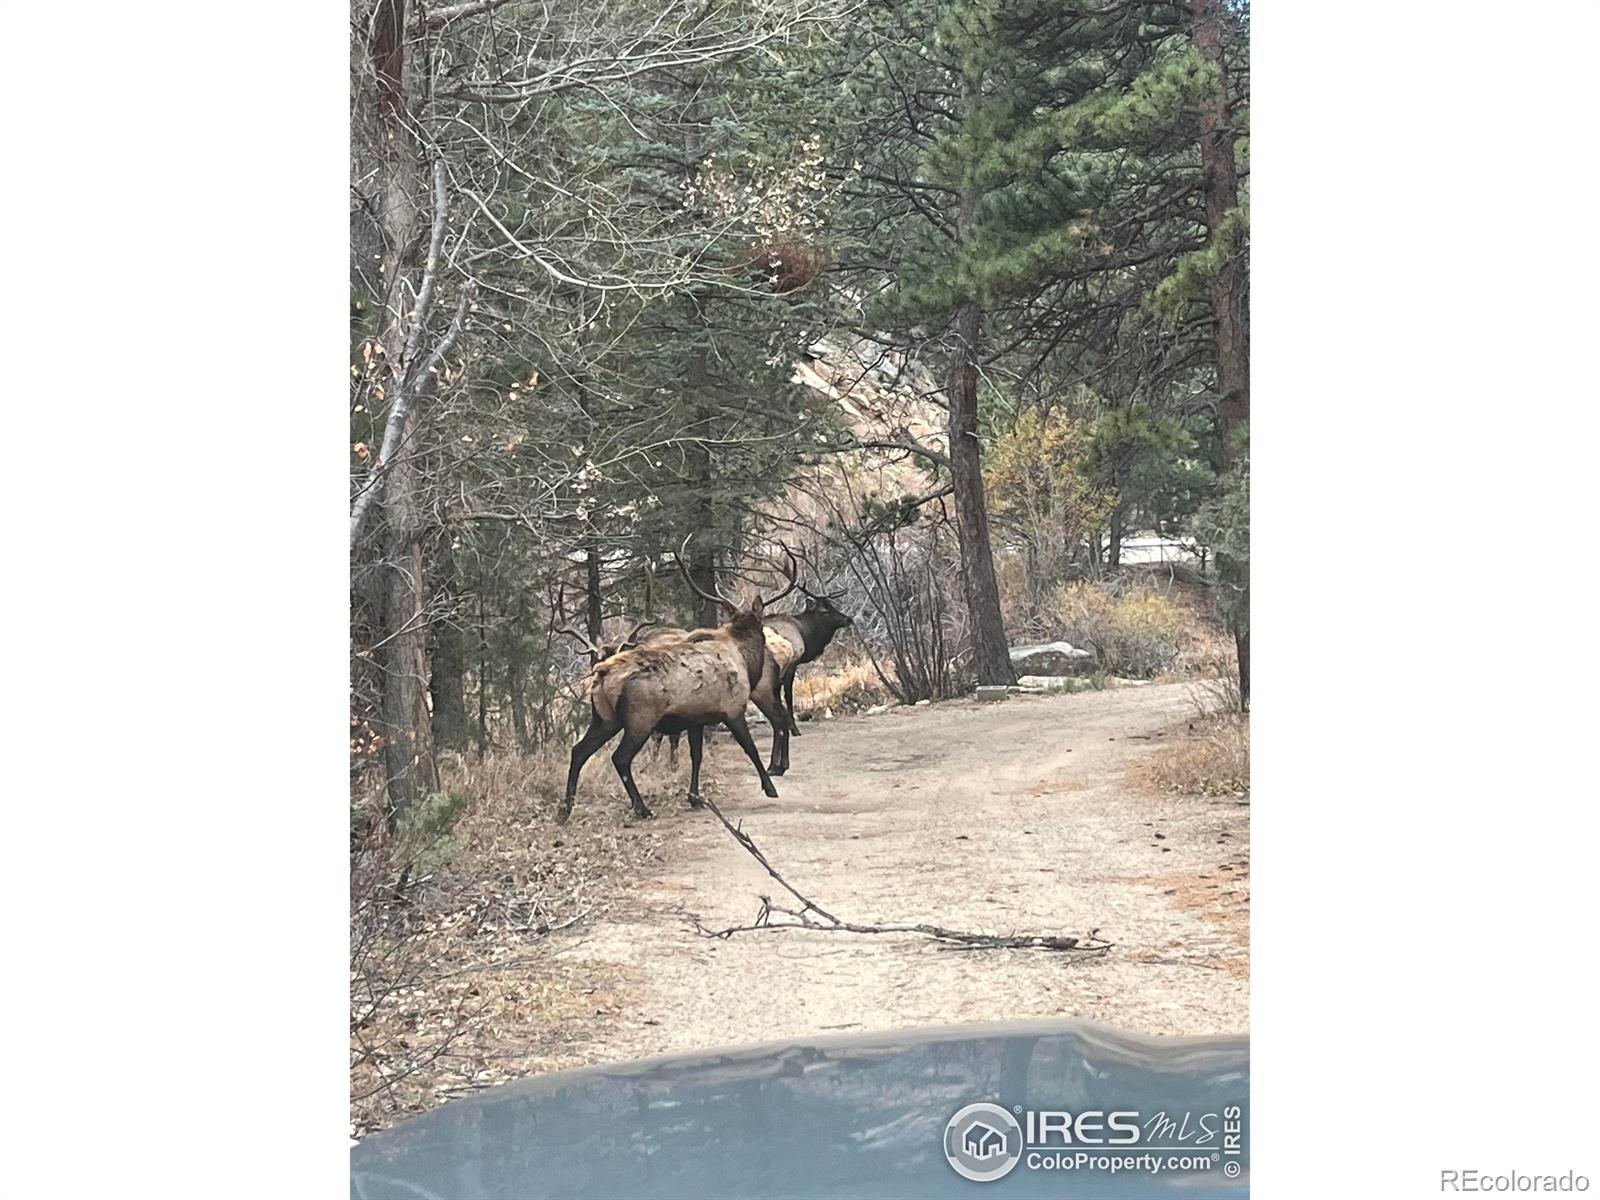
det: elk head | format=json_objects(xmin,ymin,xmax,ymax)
[
  {"xmin": 790, "ymin": 548, "xmax": 854, "ymax": 638},
  {"xmin": 798, "ymin": 587, "xmax": 854, "ymax": 637}
]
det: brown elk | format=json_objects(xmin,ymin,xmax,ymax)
[
  {"xmin": 559, "ymin": 552, "xmax": 797, "ymax": 823},
  {"xmin": 604, "ymin": 555, "xmax": 855, "ymax": 781},
  {"xmin": 627, "ymin": 553, "xmax": 854, "ymax": 780},
  {"xmin": 762, "ymin": 582, "xmax": 854, "ymax": 776}
]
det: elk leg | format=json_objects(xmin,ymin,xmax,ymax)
[
  {"xmin": 751, "ymin": 692, "xmax": 787, "ymax": 777},
  {"xmin": 771, "ymin": 681, "xmax": 792, "ymax": 774},
  {"xmin": 774, "ymin": 691, "xmax": 793, "ymax": 774},
  {"xmin": 724, "ymin": 713, "xmax": 780, "ymax": 799},
  {"xmin": 561, "ymin": 715, "xmax": 621, "ymax": 824},
  {"xmin": 766, "ymin": 720, "xmax": 787, "ymax": 777},
  {"xmin": 611, "ymin": 728, "xmax": 654, "ymax": 819},
  {"xmin": 686, "ymin": 726, "xmax": 705, "ymax": 807},
  {"xmin": 668, "ymin": 730, "xmax": 681, "ymax": 771},
  {"xmin": 785, "ymin": 677, "xmax": 801, "ymax": 736}
]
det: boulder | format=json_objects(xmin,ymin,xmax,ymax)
[
  {"xmin": 1008, "ymin": 640, "xmax": 1095, "ymax": 676},
  {"xmin": 974, "ymin": 685, "xmax": 1009, "ymax": 703}
]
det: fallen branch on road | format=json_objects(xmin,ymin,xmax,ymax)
[{"xmin": 687, "ymin": 796, "xmax": 1112, "ymax": 956}]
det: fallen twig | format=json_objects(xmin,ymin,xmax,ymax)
[{"xmin": 689, "ymin": 796, "xmax": 1112, "ymax": 955}]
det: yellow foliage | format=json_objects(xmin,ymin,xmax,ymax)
[
  {"xmin": 985, "ymin": 408, "xmax": 1114, "ymax": 600},
  {"xmin": 1045, "ymin": 582, "xmax": 1183, "ymax": 677},
  {"xmin": 986, "ymin": 408, "xmax": 1109, "ymax": 522}
]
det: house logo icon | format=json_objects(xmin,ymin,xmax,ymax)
[
  {"xmin": 964, "ymin": 1121, "xmax": 1007, "ymax": 1159},
  {"xmin": 943, "ymin": 1102, "xmax": 1023, "ymax": 1182}
]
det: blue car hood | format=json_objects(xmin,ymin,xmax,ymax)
[{"xmin": 352, "ymin": 1019, "xmax": 1249, "ymax": 1199}]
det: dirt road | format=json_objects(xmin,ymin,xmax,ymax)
[{"xmin": 550, "ymin": 682, "xmax": 1248, "ymax": 1066}]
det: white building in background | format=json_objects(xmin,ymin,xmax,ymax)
[{"xmin": 1116, "ymin": 535, "xmax": 1200, "ymax": 565}]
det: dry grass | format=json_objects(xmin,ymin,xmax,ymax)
[
  {"xmin": 1165, "ymin": 596, "xmax": 1237, "ymax": 679},
  {"xmin": 350, "ymin": 743, "xmax": 699, "ymax": 1136},
  {"xmin": 1140, "ymin": 679, "xmax": 1250, "ymax": 798},
  {"xmin": 790, "ymin": 652, "xmax": 894, "ymax": 718}
]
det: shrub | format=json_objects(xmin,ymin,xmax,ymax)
[
  {"xmin": 843, "ymin": 522, "xmax": 970, "ymax": 703},
  {"xmin": 350, "ymin": 747, "xmax": 671, "ymax": 1135},
  {"xmin": 986, "ymin": 406, "xmax": 1113, "ymax": 613},
  {"xmin": 1044, "ymin": 581, "xmax": 1182, "ymax": 677},
  {"xmin": 791, "ymin": 653, "xmax": 895, "ymax": 718}
]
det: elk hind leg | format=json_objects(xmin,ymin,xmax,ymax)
[
  {"xmin": 611, "ymin": 726, "xmax": 655, "ymax": 819},
  {"xmin": 561, "ymin": 714, "xmax": 621, "ymax": 824},
  {"xmin": 724, "ymin": 713, "xmax": 780, "ymax": 799},
  {"xmin": 766, "ymin": 722, "xmax": 787, "ymax": 778},
  {"xmin": 785, "ymin": 677, "xmax": 801, "ymax": 737},
  {"xmin": 756, "ymin": 693, "xmax": 787, "ymax": 777},
  {"xmin": 686, "ymin": 726, "xmax": 705, "ymax": 808}
]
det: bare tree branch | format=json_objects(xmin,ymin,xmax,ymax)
[
  {"xmin": 350, "ymin": 284, "xmax": 474, "ymax": 549},
  {"xmin": 426, "ymin": 0, "xmax": 516, "ymax": 28},
  {"xmin": 688, "ymin": 795, "xmax": 1112, "ymax": 955}
]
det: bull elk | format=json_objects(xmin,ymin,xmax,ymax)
[
  {"xmin": 559, "ymin": 552, "xmax": 797, "ymax": 823},
  {"xmin": 761, "ymin": 580, "xmax": 854, "ymax": 776},
  {"xmin": 646, "ymin": 550, "xmax": 854, "ymax": 778}
]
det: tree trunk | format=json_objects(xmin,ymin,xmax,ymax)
[
  {"xmin": 1194, "ymin": 0, "xmax": 1249, "ymax": 708},
  {"xmin": 687, "ymin": 542, "xmax": 720, "ymax": 628},
  {"xmin": 475, "ymin": 594, "xmax": 491, "ymax": 754},
  {"xmin": 428, "ymin": 616, "xmax": 468, "ymax": 750},
  {"xmin": 1108, "ymin": 502, "xmax": 1124, "ymax": 569},
  {"xmin": 948, "ymin": 293, "xmax": 1015, "ymax": 686},
  {"xmin": 677, "ymin": 102, "xmax": 725, "ymax": 632},
  {"xmin": 379, "ymin": 446, "xmax": 438, "ymax": 818},
  {"xmin": 509, "ymin": 594, "xmax": 535, "ymax": 750},
  {"xmin": 681, "ymin": 304, "xmax": 720, "ymax": 629},
  {"xmin": 367, "ymin": 0, "xmax": 438, "ymax": 822},
  {"xmin": 427, "ymin": 540, "xmax": 468, "ymax": 749},
  {"xmin": 1192, "ymin": 0, "xmax": 1248, "ymax": 464},
  {"xmin": 508, "ymin": 663, "xmax": 531, "ymax": 750},
  {"xmin": 1234, "ymin": 626, "xmax": 1250, "ymax": 711},
  {"xmin": 584, "ymin": 544, "xmax": 605, "ymax": 652}
]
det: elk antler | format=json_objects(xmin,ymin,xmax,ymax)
[
  {"xmin": 786, "ymin": 544, "xmax": 848, "ymax": 601},
  {"xmin": 759, "ymin": 546, "xmax": 800, "ymax": 608},
  {"xmin": 560, "ymin": 618, "xmax": 658, "ymax": 662},
  {"xmin": 798, "ymin": 582, "xmax": 848, "ymax": 602},
  {"xmin": 673, "ymin": 535, "xmax": 739, "ymax": 612},
  {"xmin": 620, "ymin": 618, "xmax": 656, "ymax": 647},
  {"xmin": 556, "ymin": 626, "xmax": 604, "ymax": 660}
]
